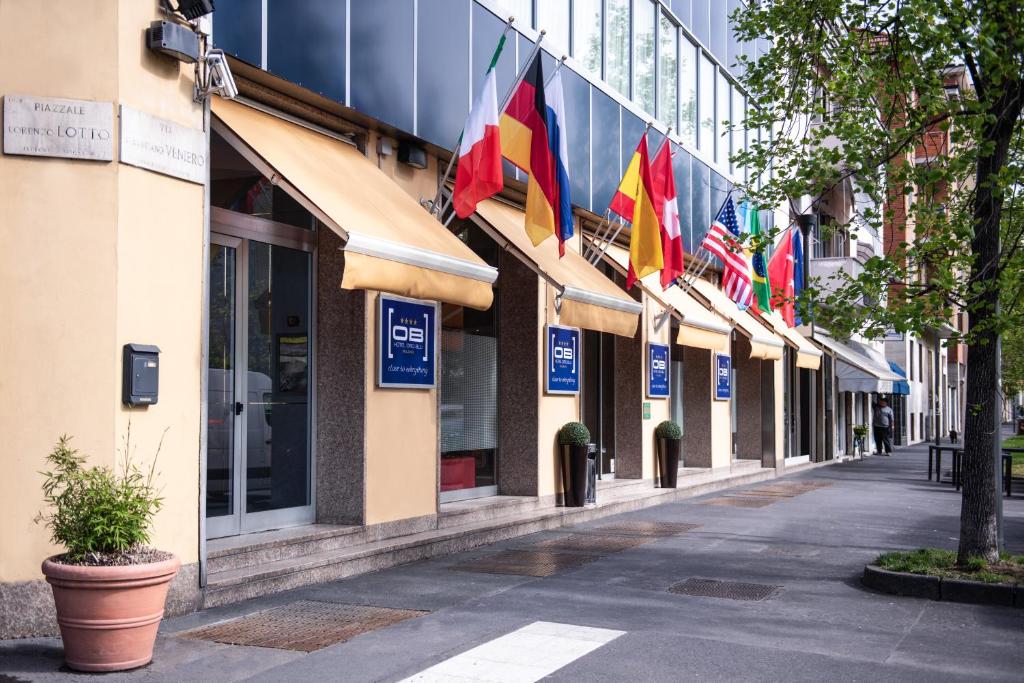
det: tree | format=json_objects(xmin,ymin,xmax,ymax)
[{"xmin": 732, "ymin": 0, "xmax": 1024, "ymax": 562}]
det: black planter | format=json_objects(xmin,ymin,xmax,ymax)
[
  {"xmin": 657, "ymin": 438, "xmax": 681, "ymax": 488},
  {"xmin": 562, "ymin": 443, "xmax": 590, "ymax": 507}
]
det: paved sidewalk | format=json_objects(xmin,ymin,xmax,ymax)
[{"xmin": 3, "ymin": 443, "xmax": 1022, "ymax": 682}]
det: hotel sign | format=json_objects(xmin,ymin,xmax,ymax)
[
  {"xmin": 545, "ymin": 324, "xmax": 580, "ymax": 394},
  {"xmin": 3, "ymin": 94, "xmax": 113, "ymax": 161},
  {"xmin": 119, "ymin": 105, "xmax": 206, "ymax": 184},
  {"xmin": 377, "ymin": 294, "xmax": 438, "ymax": 389},
  {"xmin": 647, "ymin": 343, "xmax": 670, "ymax": 398},
  {"xmin": 714, "ymin": 353, "xmax": 732, "ymax": 401}
]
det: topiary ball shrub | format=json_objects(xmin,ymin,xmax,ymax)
[
  {"xmin": 655, "ymin": 420, "xmax": 682, "ymax": 440},
  {"xmin": 558, "ymin": 421, "xmax": 591, "ymax": 446}
]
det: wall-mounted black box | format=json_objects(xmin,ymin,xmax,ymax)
[{"xmin": 123, "ymin": 344, "xmax": 160, "ymax": 407}]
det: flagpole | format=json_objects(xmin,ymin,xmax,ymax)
[
  {"xmin": 430, "ymin": 17, "xmax": 517, "ymax": 217},
  {"xmin": 678, "ymin": 183, "xmax": 737, "ymax": 291}
]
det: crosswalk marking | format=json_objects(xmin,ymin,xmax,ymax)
[{"xmin": 399, "ymin": 621, "xmax": 625, "ymax": 683}]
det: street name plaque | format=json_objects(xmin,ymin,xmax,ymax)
[
  {"xmin": 119, "ymin": 105, "xmax": 206, "ymax": 184},
  {"xmin": 3, "ymin": 94, "xmax": 113, "ymax": 161}
]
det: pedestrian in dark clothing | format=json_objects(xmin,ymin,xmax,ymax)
[{"xmin": 872, "ymin": 398, "xmax": 894, "ymax": 455}]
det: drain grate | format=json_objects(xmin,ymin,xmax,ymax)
[
  {"xmin": 586, "ymin": 521, "xmax": 701, "ymax": 537},
  {"xmin": 450, "ymin": 550, "xmax": 599, "ymax": 576},
  {"xmin": 669, "ymin": 578, "xmax": 782, "ymax": 601},
  {"xmin": 178, "ymin": 601, "xmax": 427, "ymax": 652},
  {"xmin": 530, "ymin": 533, "xmax": 651, "ymax": 553},
  {"xmin": 701, "ymin": 496, "xmax": 775, "ymax": 508}
]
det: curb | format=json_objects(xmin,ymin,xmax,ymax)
[{"xmin": 862, "ymin": 565, "xmax": 1022, "ymax": 607}]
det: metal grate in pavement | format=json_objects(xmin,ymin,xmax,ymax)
[
  {"xmin": 585, "ymin": 521, "xmax": 701, "ymax": 537},
  {"xmin": 700, "ymin": 496, "xmax": 776, "ymax": 508},
  {"xmin": 178, "ymin": 601, "xmax": 427, "ymax": 652},
  {"xmin": 449, "ymin": 550, "xmax": 600, "ymax": 577},
  {"xmin": 529, "ymin": 533, "xmax": 651, "ymax": 553},
  {"xmin": 669, "ymin": 578, "xmax": 782, "ymax": 601}
]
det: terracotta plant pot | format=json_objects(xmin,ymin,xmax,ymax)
[{"xmin": 42, "ymin": 554, "xmax": 180, "ymax": 672}]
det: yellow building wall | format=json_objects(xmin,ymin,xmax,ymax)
[
  {"xmin": 538, "ymin": 284, "xmax": 581, "ymax": 498},
  {"xmin": 643, "ymin": 294, "xmax": 672, "ymax": 481},
  {"xmin": 710, "ymin": 335, "xmax": 734, "ymax": 469},
  {"xmin": 0, "ymin": 0, "xmax": 204, "ymax": 582}
]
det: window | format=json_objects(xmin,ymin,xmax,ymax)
[
  {"xmin": 731, "ymin": 87, "xmax": 745, "ymax": 175},
  {"xmin": 716, "ymin": 70, "xmax": 730, "ymax": 166},
  {"xmin": 658, "ymin": 12, "xmax": 678, "ymax": 127},
  {"xmin": 633, "ymin": 0, "xmax": 656, "ymax": 113},
  {"xmin": 679, "ymin": 39, "xmax": 697, "ymax": 146},
  {"xmin": 572, "ymin": 0, "xmax": 603, "ymax": 76},
  {"xmin": 502, "ymin": 0, "xmax": 533, "ymax": 27},
  {"xmin": 606, "ymin": 0, "xmax": 630, "ymax": 96},
  {"xmin": 698, "ymin": 52, "xmax": 715, "ymax": 154},
  {"xmin": 536, "ymin": 0, "xmax": 570, "ymax": 52}
]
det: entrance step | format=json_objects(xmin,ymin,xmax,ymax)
[
  {"xmin": 202, "ymin": 463, "xmax": 781, "ymax": 609},
  {"xmin": 438, "ymin": 495, "xmax": 544, "ymax": 529}
]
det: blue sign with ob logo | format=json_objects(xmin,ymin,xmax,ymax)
[
  {"xmin": 377, "ymin": 294, "xmax": 438, "ymax": 388},
  {"xmin": 714, "ymin": 352, "xmax": 732, "ymax": 400},
  {"xmin": 546, "ymin": 324, "xmax": 579, "ymax": 394},
  {"xmin": 647, "ymin": 343, "xmax": 670, "ymax": 398}
]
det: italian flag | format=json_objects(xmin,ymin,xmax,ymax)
[{"xmin": 453, "ymin": 37, "xmax": 506, "ymax": 218}]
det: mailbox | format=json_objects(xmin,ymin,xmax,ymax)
[{"xmin": 122, "ymin": 344, "xmax": 160, "ymax": 407}]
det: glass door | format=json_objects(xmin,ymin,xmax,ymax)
[{"xmin": 206, "ymin": 233, "xmax": 313, "ymax": 538}]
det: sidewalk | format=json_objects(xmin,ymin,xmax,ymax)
[{"xmin": 3, "ymin": 442, "xmax": 1022, "ymax": 682}]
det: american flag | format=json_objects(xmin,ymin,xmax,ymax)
[{"xmin": 700, "ymin": 196, "xmax": 753, "ymax": 308}]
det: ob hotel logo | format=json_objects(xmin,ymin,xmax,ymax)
[{"xmin": 377, "ymin": 294, "xmax": 438, "ymax": 389}]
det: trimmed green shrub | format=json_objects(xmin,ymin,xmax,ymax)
[
  {"xmin": 655, "ymin": 420, "xmax": 682, "ymax": 440},
  {"xmin": 38, "ymin": 434, "xmax": 164, "ymax": 564},
  {"xmin": 558, "ymin": 421, "xmax": 591, "ymax": 446}
]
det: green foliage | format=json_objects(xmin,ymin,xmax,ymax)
[
  {"xmin": 853, "ymin": 424, "xmax": 869, "ymax": 438},
  {"xmin": 876, "ymin": 548, "xmax": 1023, "ymax": 584},
  {"xmin": 877, "ymin": 548, "xmax": 957, "ymax": 574},
  {"xmin": 38, "ymin": 433, "xmax": 164, "ymax": 563},
  {"xmin": 655, "ymin": 420, "xmax": 682, "ymax": 440},
  {"xmin": 557, "ymin": 421, "xmax": 591, "ymax": 446}
]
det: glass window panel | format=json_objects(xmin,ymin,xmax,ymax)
[
  {"xmin": 698, "ymin": 53, "xmax": 715, "ymax": 155},
  {"xmin": 500, "ymin": 0, "xmax": 533, "ymax": 27},
  {"xmin": 670, "ymin": 0, "xmax": 691, "ymax": 28},
  {"xmin": 658, "ymin": 13, "xmax": 678, "ymax": 128},
  {"xmin": 710, "ymin": 171, "xmax": 730, "ymax": 227},
  {"xmin": 592, "ymin": 89, "xmax": 622, "ymax": 211},
  {"xmin": 351, "ymin": 0, "xmax": 415, "ymax": 133},
  {"xmin": 672, "ymin": 145, "xmax": 693, "ymax": 250},
  {"xmin": 417, "ymin": 0, "xmax": 470, "ymax": 147},
  {"xmin": 716, "ymin": 71, "xmax": 730, "ymax": 165},
  {"xmin": 213, "ymin": 0, "xmax": 262, "ymax": 65},
  {"xmin": 267, "ymin": 0, "xmax": 345, "ymax": 102},
  {"xmin": 206, "ymin": 244, "xmax": 236, "ymax": 519},
  {"xmin": 563, "ymin": 69, "xmax": 592, "ymax": 211},
  {"xmin": 731, "ymin": 88, "xmax": 745, "ymax": 175},
  {"xmin": 726, "ymin": 0, "xmax": 742, "ymax": 72},
  {"xmin": 679, "ymin": 39, "xmax": 697, "ymax": 147},
  {"xmin": 622, "ymin": 110, "xmax": 646, "ymax": 177},
  {"xmin": 474, "ymin": 3, "xmax": 519, "ymax": 98},
  {"xmin": 633, "ymin": 0, "xmax": 656, "ymax": 113},
  {"xmin": 710, "ymin": 0, "xmax": 727, "ymax": 61},
  {"xmin": 691, "ymin": 0, "xmax": 710, "ymax": 47},
  {"xmin": 606, "ymin": 0, "xmax": 630, "ymax": 96},
  {"xmin": 572, "ymin": 0, "xmax": 603, "ymax": 76},
  {"xmin": 537, "ymin": 0, "xmax": 570, "ymax": 53},
  {"xmin": 692, "ymin": 157, "xmax": 710, "ymax": 243}
]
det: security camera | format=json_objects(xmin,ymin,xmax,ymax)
[{"xmin": 196, "ymin": 48, "xmax": 238, "ymax": 102}]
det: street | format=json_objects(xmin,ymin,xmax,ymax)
[{"xmin": 3, "ymin": 443, "xmax": 1022, "ymax": 682}]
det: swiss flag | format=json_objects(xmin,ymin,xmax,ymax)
[{"xmin": 651, "ymin": 143, "xmax": 685, "ymax": 288}]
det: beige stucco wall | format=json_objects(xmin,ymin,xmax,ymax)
[
  {"xmin": 0, "ymin": 1, "xmax": 204, "ymax": 582},
  {"xmin": 709, "ymin": 334, "xmax": 734, "ymax": 469},
  {"xmin": 643, "ymin": 294, "xmax": 672, "ymax": 480},
  {"xmin": 538, "ymin": 284, "xmax": 582, "ymax": 498}
]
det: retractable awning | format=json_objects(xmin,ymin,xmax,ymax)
[
  {"xmin": 687, "ymin": 278, "xmax": 786, "ymax": 360},
  {"xmin": 755, "ymin": 311, "xmax": 823, "ymax": 370},
  {"xmin": 888, "ymin": 361, "xmax": 911, "ymax": 395},
  {"xmin": 211, "ymin": 98, "xmax": 497, "ymax": 310},
  {"xmin": 595, "ymin": 242, "xmax": 733, "ymax": 351},
  {"xmin": 471, "ymin": 199, "xmax": 642, "ymax": 337},
  {"xmin": 812, "ymin": 332, "xmax": 903, "ymax": 393}
]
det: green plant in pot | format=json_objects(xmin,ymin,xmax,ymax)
[
  {"xmin": 852, "ymin": 424, "xmax": 869, "ymax": 452},
  {"xmin": 655, "ymin": 420, "xmax": 683, "ymax": 488},
  {"xmin": 558, "ymin": 422, "xmax": 592, "ymax": 507},
  {"xmin": 37, "ymin": 433, "xmax": 178, "ymax": 673}
]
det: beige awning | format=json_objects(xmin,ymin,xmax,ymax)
[
  {"xmin": 595, "ymin": 242, "xmax": 733, "ymax": 351},
  {"xmin": 471, "ymin": 199, "xmax": 641, "ymax": 337},
  {"xmin": 211, "ymin": 98, "xmax": 497, "ymax": 310},
  {"xmin": 756, "ymin": 312, "xmax": 823, "ymax": 370},
  {"xmin": 688, "ymin": 278, "xmax": 786, "ymax": 360}
]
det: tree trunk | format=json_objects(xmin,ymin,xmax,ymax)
[{"xmin": 957, "ymin": 64, "xmax": 1023, "ymax": 563}]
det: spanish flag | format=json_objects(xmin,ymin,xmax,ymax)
[
  {"xmin": 500, "ymin": 55, "xmax": 558, "ymax": 246},
  {"xmin": 610, "ymin": 135, "xmax": 663, "ymax": 289}
]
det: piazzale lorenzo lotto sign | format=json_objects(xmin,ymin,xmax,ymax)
[{"xmin": 3, "ymin": 94, "xmax": 113, "ymax": 161}]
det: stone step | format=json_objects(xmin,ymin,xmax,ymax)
[
  {"xmin": 437, "ymin": 495, "xmax": 545, "ymax": 529},
  {"xmin": 202, "ymin": 465, "xmax": 778, "ymax": 609},
  {"xmin": 207, "ymin": 524, "xmax": 365, "ymax": 574}
]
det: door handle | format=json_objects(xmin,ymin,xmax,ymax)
[{"xmin": 235, "ymin": 401, "xmax": 244, "ymax": 415}]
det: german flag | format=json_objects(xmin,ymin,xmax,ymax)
[{"xmin": 500, "ymin": 55, "xmax": 558, "ymax": 246}]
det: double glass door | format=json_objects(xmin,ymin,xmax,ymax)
[{"xmin": 206, "ymin": 231, "xmax": 313, "ymax": 538}]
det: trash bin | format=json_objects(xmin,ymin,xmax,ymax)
[{"xmin": 585, "ymin": 444, "xmax": 597, "ymax": 506}]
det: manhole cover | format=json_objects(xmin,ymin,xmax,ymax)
[
  {"xmin": 530, "ymin": 533, "xmax": 651, "ymax": 553},
  {"xmin": 450, "ymin": 550, "xmax": 599, "ymax": 576},
  {"xmin": 669, "ymin": 578, "xmax": 782, "ymax": 601},
  {"xmin": 701, "ymin": 496, "xmax": 775, "ymax": 508},
  {"xmin": 586, "ymin": 521, "xmax": 701, "ymax": 537},
  {"xmin": 178, "ymin": 601, "xmax": 427, "ymax": 652}
]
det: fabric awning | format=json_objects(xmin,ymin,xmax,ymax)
[
  {"xmin": 471, "ymin": 200, "xmax": 641, "ymax": 337},
  {"xmin": 812, "ymin": 332, "xmax": 903, "ymax": 393},
  {"xmin": 596, "ymin": 243, "xmax": 733, "ymax": 351},
  {"xmin": 888, "ymin": 361, "xmax": 911, "ymax": 395},
  {"xmin": 687, "ymin": 278, "xmax": 785, "ymax": 360},
  {"xmin": 755, "ymin": 312, "xmax": 823, "ymax": 370},
  {"xmin": 211, "ymin": 98, "xmax": 497, "ymax": 310}
]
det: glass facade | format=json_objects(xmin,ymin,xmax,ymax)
[
  {"xmin": 716, "ymin": 69, "xmax": 730, "ymax": 166},
  {"xmin": 572, "ymin": 0, "xmax": 603, "ymax": 76},
  {"xmin": 658, "ymin": 12, "xmax": 678, "ymax": 128},
  {"xmin": 679, "ymin": 39, "xmax": 697, "ymax": 147},
  {"xmin": 698, "ymin": 53, "xmax": 715, "ymax": 155},
  {"xmin": 633, "ymin": 0, "xmax": 656, "ymax": 114},
  {"xmin": 606, "ymin": 0, "xmax": 630, "ymax": 97},
  {"xmin": 536, "ymin": 0, "xmax": 570, "ymax": 52}
]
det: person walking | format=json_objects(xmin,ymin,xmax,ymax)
[{"xmin": 872, "ymin": 398, "xmax": 894, "ymax": 455}]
